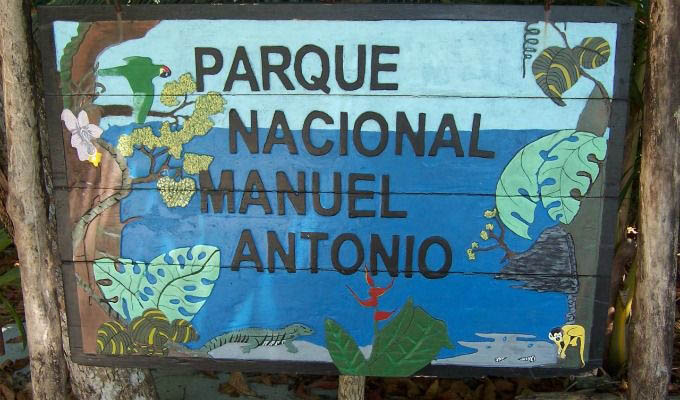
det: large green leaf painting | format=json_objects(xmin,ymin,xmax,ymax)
[
  {"xmin": 365, "ymin": 298, "xmax": 453, "ymax": 376},
  {"xmin": 496, "ymin": 130, "xmax": 607, "ymax": 239},
  {"xmin": 94, "ymin": 245, "xmax": 220, "ymax": 322},
  {"xmin": 325, "ymin": 319, "xmax": 368, "ymax": 375},
  {"xmin": 326, "ymin": 298, "xmax": 452, "ymax": 377}
]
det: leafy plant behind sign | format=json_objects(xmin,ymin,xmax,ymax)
[
  {"xmin": 496, "ymin": 129, "xmax": 607, "ymax": 239},
  {"xmin": 94, "ymin": 245, "xmax": 220, "ymax": 322}
]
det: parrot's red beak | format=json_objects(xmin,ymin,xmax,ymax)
[{"xmin": 160, "ymin": 65, "xmax": 171, "ymax": 78}]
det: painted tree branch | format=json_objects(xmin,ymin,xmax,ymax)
[
  {"xmin": 98, "ymin": 95, "xmax": 195, "ymax": 122},
  {"xmin": 75, "ymin": 273, "xmax": 125, "ymax": 323},
  {"xmin": 71, "ymin": 139, "xmax": 131, "ymax": 249}
]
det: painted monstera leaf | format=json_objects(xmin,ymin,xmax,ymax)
[
  {"xmin": 325, "ymin": 319, "xmax": 368, "ymax": 375},
  {"xmin": 94, "ymin": 245, "xmax": 220, "ymax": 322},
  {"xmin": 365, "ymin": 298, "xmax": 453, "ymax": 376},
  {"xmin": 496, "ymin": 130, "xmax": 607, "ymax": 239}
]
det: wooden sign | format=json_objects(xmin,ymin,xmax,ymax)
[{"xmin": 39, "ymin": 4, "xmax": 633, "ymax": 377}]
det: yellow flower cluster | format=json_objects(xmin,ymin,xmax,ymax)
[
  {"xmin": 157, "ymin": 176, "xmax": 196, "ymax": 208},
  {"xmin": 480, "ymin": 230, "xmax": 489, "ymax": 240},
  {"xmin": 117, "ymin": 135, "xmax": 134, "ymax": 157},
  {"xmin": 485, "ymin": 223, "xmax": 494, "ymax": 231},
  {"xmin": 116, "ymin": 92, "xmax": 225, "ymax": 160},
  {"xmin": 160, "ymin": 73, "xmax": 197, "ymax": 107},
  {"xmin": 159, "ymin": 92, "xmax": 225, "ymax": 158},
  {"xmin": 194, "ymin": 92, "xmax": 225, "ymax": 116},
  {"xmin": 466, "ymin": 248, "xmax": 476, "ymax": 260},
  {"xmin": 484, "ymin": 208, "xmax": 497, "ymax": 218},
  {"xmin": 117, "ymin": 126, "xmax": 162, "ymax": 157},
  {"xmin": 183, "ymin": 153, "xmax": 214, "ymax": 175}
]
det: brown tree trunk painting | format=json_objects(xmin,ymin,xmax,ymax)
[{"xmin": 61, "ymin": 20, "xmax": 159, "ymax": 354}]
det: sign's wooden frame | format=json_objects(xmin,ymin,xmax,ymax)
[{"xmin": 38, "ymin": 4, "xmax": 633, "ymax": 377}]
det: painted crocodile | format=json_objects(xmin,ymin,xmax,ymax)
[{"xmin": 201, "ymin": 323, "xmax": 313, "ymax": 354}]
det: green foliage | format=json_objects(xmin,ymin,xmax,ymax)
[
  {"xmin": 58, "ymin": 22, "xmax": 90, "ymax": 109},
  {"xmin": 607, "ymin": 260, "xmax": 636, "ymax": 376},
  {"xmin": 93, "ymin": 245, "xmax": 220, "ymax": 322},
  {"xmin": 325, "ymin": 298, "xmax": 453, "ymax": 377},
  {"xmin": 365, "ymin": 298, "xmax": 453, "ymax": 376},
  {"xmin": 324, "ymin": 319, "xmax": 368, "ymax": 375},
  {"xmin": 496, "ymin": 129, "xmax": 607, "ymax": 239}
]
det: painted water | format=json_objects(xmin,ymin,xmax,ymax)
[{"xmin": 433, "ymin": 333, "xmax": 557, "ymax": 367}]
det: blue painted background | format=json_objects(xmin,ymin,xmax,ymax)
[
  {"xmin": 51, "ymin": 17, "xmax": 621, "ymax": 363},
  {"xmin": 102, "ymin": 123, "xmax": 567, "ymax": 359}
]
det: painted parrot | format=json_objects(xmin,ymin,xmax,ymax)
[{"xmin": 98, "ymin": 56, "xmax": 171, "ymax": 124}]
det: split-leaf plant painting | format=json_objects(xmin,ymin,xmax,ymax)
[{"xmin": 39, "ymin": 5, "xmax": 633, "ymax": 377}]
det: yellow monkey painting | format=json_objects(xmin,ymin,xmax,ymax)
[{"xmin": 548, "ymin": 324, "xmax": 586, "ymax": 367}]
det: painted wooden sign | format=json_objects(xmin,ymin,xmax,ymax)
[{"xmin": 39, "ymin": 5, "xmax": 633, "ymax": 377}]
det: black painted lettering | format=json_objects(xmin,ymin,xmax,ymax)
[
  {"xmin": 263, "ymin": 111, "xmax": 298, "ymax": 154},
  {"xmin": 294, "ymin": 45, "xmax": 331, "ymax": 94},
  {"xmin": 302, "ymin": 111, "xmax": 334, "ymax": 156},
  {"xmin": 418, "ymin": 236, "xmax": 452, "ymax": 279},
  {"xmin": 353, "ymin": 112, "xmax": 388, "ymax": 157},
  {"xmin": 396, "ymin": 112, "xmax": 425, "ymax": 156},
  {"xmin": 229, "ymin": 109, "xmax": 258, "ymax": 154},
  {"xmin": 348, "ymin": 173, "xmax": 375, "ymax": 218},
  {"xmin": 370, "ymin": 234, "xmax": 399, "ymax": 277},
  {"xmin": 335, "ymin": 45, "xmax": 366, "ymax": 91},
  {"xmin": 429, "ymin": 113, "xmax": 464, "ymax": 157},
  {"xmin": 468, "ymin": 113, "xmax": 495, "ymax": 159},
  {"xmin": 261, "ymin": 46, "xmax": 294, "ymax": 90},
  {"xmin": 199, "ymin": 170, "xmax": 234, "ymax": 213},
  {"xmin": 240, "ymin": 170, "xmax": 273, "ymax": 214},
  {"xmin": 232, "ymin": 229, "xmax": 263, "ymax": 272},
  {"xmin": 404, "ymin": 235, "xmax": 415, "ymax": 278},
  {"xmin": 276, "ymin": 171, "xmax": 306, "ymax": 216},
  {"xmin": 370, "ymin": 45, "xmax": 399, "ymax": 90},
  {"xmin": 195, "ymin": 47, "xmax": 223, "ymax": 93},
  {"xmin": 380, "ymin": 175, "xmax": 407, "ymax": 218},
  {"xmin": 267, "ymin": 231, "xmax": 296, "ymax": 273},
  {"xmin": 331, "ymin": 233, "xmax": 364, "ymax": 275},
  {"xmin": 224, "ymin": 46, "xmax": 260, "ymax": 91},
  {"xmin": 301, "ymin": 232, "xmax": 328, "ymax": 273},
  {"xmin": 312, "ymin": 172, "xmax": 341, "ymax": 216},
  {"xmin": 340, "ymin": 112, "xmax": 348, "ymax": 156}
]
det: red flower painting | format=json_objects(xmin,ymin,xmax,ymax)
[{"xmin": 346, "ymin": 268, "xmax": 396, "ymax": 321}]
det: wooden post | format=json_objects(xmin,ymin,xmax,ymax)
[
  {"xmin": 0, "ymin": 0, "xmax": 69, "ymax": 398},
  {"xmin": 338, "ymin": 375, "xmax": 365, "ymax": 400},
  {"xmin": 628, "ymin": 0, "xmax": 680, "ymax": 397}
]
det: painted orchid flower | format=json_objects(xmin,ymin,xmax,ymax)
[{"xmin": 61, "ymin": 109, "xmax": 103, "ymax": 167}]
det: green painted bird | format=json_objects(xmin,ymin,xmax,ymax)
[{"xmin": 98, "ymin": 56, "xmax": 171, "ymax": 124}]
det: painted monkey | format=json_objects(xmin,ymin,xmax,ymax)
[{"xmin": 548, "ymin": 324, "xmax": 585, "ymax": 367}]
